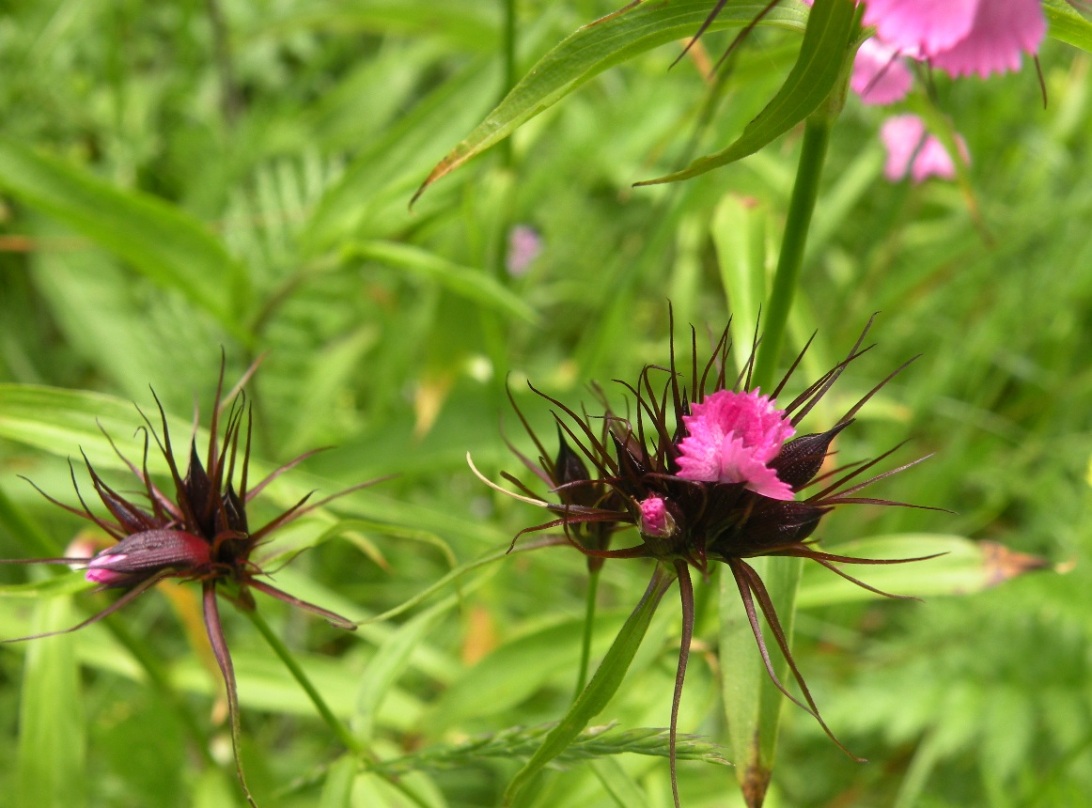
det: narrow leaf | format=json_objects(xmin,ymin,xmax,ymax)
[
  {"xmin": 1045, "ymin": 0, "xmax": 1092, "ymax": 53},
  {"xmin": 719, "ymin": 556, "xmax": 802, "ymax": 808},
  {"xmin": 796, "ymin": 534, "xmax": 1051, "ymax": 608},
  {"xmin": 347, "ymin": 241, "xmax": 538, "ymax": 324},
  {"xmin": 0, "ymin": 137, "xmax": 247, "ymax": 336},
  {"xmin": 637, "ymin": 0, "xmax": 858, "ymax": 185},
  {"xmin": 17, "ymin": 598, "xmax": 87, "ymax": 808},
  {"xmin": 356, "ymin": 595, "xmax": 459, "ymax": 740},
  {"xmin": 414, "ymin": 1, "xmax": 809, "ymax": 202},
  {"xmin": 503, "ymin": 566, "xmax": 674, "ymax": 804}
]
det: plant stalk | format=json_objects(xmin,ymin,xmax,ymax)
[{"xmin": 752, "ymin": 113, "xmax": 832, "ymax": 391}]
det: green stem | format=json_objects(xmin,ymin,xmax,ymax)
[
  {"xmin": 752, "ymin": 113, "xmax": 833, "ymax": 391},
  {"xmin": 572, "ymin": 568, "xmax": 601, "ymax": 700},
  {"xmin": 244, "ymin": 609, "xmax": 367, "ymax": 758}
]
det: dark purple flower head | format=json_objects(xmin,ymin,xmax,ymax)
[
  {"xmin": 4, "ymin": 359, "xmax": 376, "ymax": 806},
  {"xmin": 479, "ymin": 313, "xmax": 939, "ymax": 807}
]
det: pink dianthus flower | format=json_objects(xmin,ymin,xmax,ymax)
[
  {"xmin": 676, "ymin": 389, "xmax": 796, "ymax": 500},
  {"xmin": 862, "ymin": 0, "xmax": 1045, "ymax": 78}
]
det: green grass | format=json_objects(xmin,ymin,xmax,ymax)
[{"xmin": 1, "ymin": 1, "xmax": 1090, "ymax": 806}]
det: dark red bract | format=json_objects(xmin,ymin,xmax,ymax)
[{"xmin": 4, "ymin": 359, "xmax": 371, "ymax": 806}]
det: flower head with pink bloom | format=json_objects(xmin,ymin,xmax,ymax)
[
  {"xmin": 881, "ymin": 114, "xmax": 969, "ymax": 183},
  {"xmin": 863, "ymin": 0, "xmax": 1046, "ymax": 78},
  {"xmin": 677, "ymin": 389, "xmax": 796, "ymax": 500},
  {"xmin": 482, "ymin": 311, "xmax": 939, "ymax": 808}
]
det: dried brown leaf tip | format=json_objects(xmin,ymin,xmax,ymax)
[
  {"xmin": 478, "ymin": 312, "xmax": 940, "ymax": 807},
  {"xmin": 4, "ymin": 357, "xmax": 378, "ymax": 805}
]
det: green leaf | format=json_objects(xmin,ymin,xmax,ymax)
[
  {"xmin": 1045, "ymin": 0, "xmax": 1092, "ymax": 53},
  {"xmin": 711, "ymin": 193, "xmax": 770, "ymax": 363},
  {"xmin": 503, "ymin": 566, "xmax": 674, "ymax": 804},
  {"xmin": 590, "ymin": 757, "xmax": 652, "ymax": 808},
  {"xmin": 638, "ymin": 0, "xmax": 858, "ymax": 186},
  {"xmin": 0, "ymin": 572, "xmax": 92, "ymax": 599},
  {"xmin": 796, "ymin": 534, "xmax": 1049, "ymax": 608},
  {"xmin": 17, "ymin": 598, "xmax": 87, "ymax": 808},
  {"xmin": 0, "ymin": 137, "xmax": 248, "ymax": 338},
  {"xmin": 413, "ymin": 1, "xmax": 810, "ymax": 202},
  {"xmin": 427, "ymin": 612, "xmax": 624, "ymax": 732},
  {"xmin": 719, "ymin": 556, "xmax": 802, "ymax": 808},
  {"xmin": 356, "ymin": 595, "xmax": 461, "ymax": 740},
  {"xmin": 0, "ymin": 384, "xmax": 152, "ymax": 474},
  {"xmin": 319, "ymin": 755, "xmax": 358, "ymax": 808},
  {"xmin": 346, "ymin": 241, "xmax": 538, "ymax": 324},
  {"xmin": 305, "ymin": 58, "xmax": 497, "ymax": 248}
]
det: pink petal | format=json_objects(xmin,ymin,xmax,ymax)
[
  {"xmin": 676, "ymin": 389, "xmax": 795, "ymax": 499},
  {"xmin": 880, "ymin": 114, "xmax": 968, "ymax": 184},
  {"xmin": 929, "ymin": 0, "xmax": 1046, "ymax": 77},
  {"xmin": 909, "ymin": 139, "xmax": 957, "ymax": 183},
  {"xmin": 862, "ymin": 0, "xmax": 979, "ymax": 56},
  {"xmin": 880, "ymin": 114, "xmax": 926, "ymax": 181},
  {"xmin": 852, "ymin": 38, "xmax": 914, "ymax": 105}
]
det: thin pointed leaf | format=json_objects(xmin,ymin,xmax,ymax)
[
  {"xmin": 1045, "ymin": 0, "xmax": 1092, "ymax": 53},
  {"xmin": 16, "ymin": 598, "xmax": 87, "ymax": 808},
  {"xmin": 590, "ymin": 757, "xmax": 653, "ymax": 808},
  {"xmin": 503, "ymin": 567, "xmax": 674, "ymax": 804},
  {"xmin": 0, "ymin": 137, "xmax": 247, "ymax": 337},
  {"xmin": 796, "ymin": 534, "xmax": 1050, "ymax": 608},
  {"xmin": 319, "ymin": 755, "xmax": 358, "ymax": 808},
  {"xmin": 346, "ymin": 241, "xmax": 538, "ymax": 324},
  {"xmin": 637, "ymin": 0, "xmax": 858, "ymax": 186},
  {"xmin": 414, "ymin": 1, "xmax": 810, "ymax": 201},
  {"xmin": 356, "ymin": 595, "xmax": 460, "ymax": 740},
  {"xmin": 719, "ymin": 556, "xmax": 802, "ymax": 808}
]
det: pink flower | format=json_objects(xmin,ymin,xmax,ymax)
[
  {"xmin": 862, "ymin": 0, "xmax": 1045, "ymax": 78},
  {"xmin": 880, "ymin": 114, "xmax": 968, "ymax": 183},
  {"xmin": 851, "ymin": 38, "xmax": 914, "ymax": 105},
  {"xmin": 506, "ymin": 224, "xmax": 542, "ymax": 276},
  {"xmin": 676, "ymin": 389, "xmax": 796, "ymax": 500}
]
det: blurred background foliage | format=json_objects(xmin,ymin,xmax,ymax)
[{"xmin": 0, "ymin": 0, "xmax": 1089, "ymax": 806}]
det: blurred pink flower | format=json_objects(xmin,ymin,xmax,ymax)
[
  {"xmin": 851, "ymin": 37, "xmax": 914, "ymax": 105},
  {"xmin": 506, "ymin": 224, "xmax": 542, "ymax": 276},
  {"xmin": 863, "ymin": 0, "xmax": 1045, "ymax": 78},
  {"xmin": 676, "ymin": 389, "xmax": 796, "ymax": 500},
  {"xmin": 880, "ymin": 114, "xmax": 969, "ymax": 183}
]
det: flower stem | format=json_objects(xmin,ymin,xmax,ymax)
[
  {"xmin": 244, "ymin": 608, "xmax": 367, "ymax": 758},
  {"xmin": 752, "ymin": 113, "xmax": 832, "ymax": 391},
  {"xmin": 572, "ymin": 567, "xmax": 601, "ymax": 699}
]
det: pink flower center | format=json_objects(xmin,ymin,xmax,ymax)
[{"xmin": 676, "ymin": 389, "xmax": 796, "ymax": 500}]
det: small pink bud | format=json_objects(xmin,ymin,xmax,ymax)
[{"xmin": 639, "ymin": 496, "xmax": 676, "ymax": 539}]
